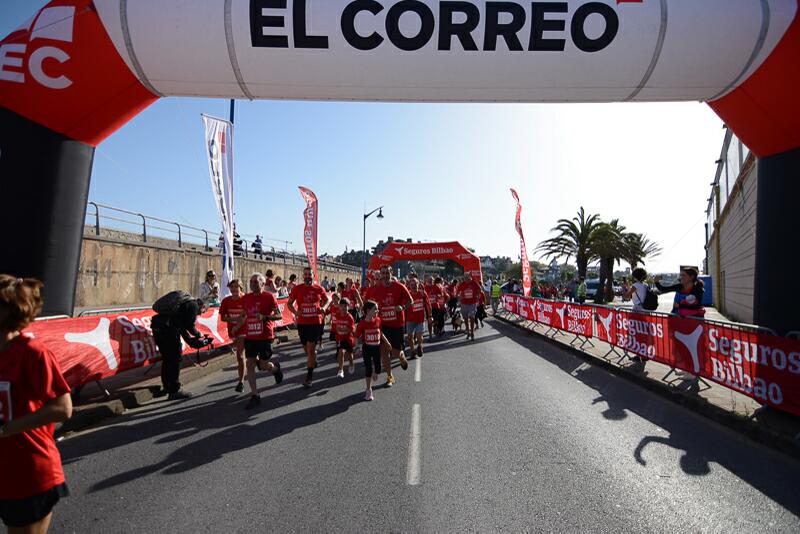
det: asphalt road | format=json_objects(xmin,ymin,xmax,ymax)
[{"xmin": 53, "ymin": 318, "xmax": 800, "ymax": 533}]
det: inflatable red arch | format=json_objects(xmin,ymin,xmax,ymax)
[
  {"xmin": 368, "ymin": 242, "xmax": 482, "ymax": 282},
  {"xmin": 1, "ymin": 0, "xmax": 798, "ymax": 332}
]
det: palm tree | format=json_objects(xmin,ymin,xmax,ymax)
[
  {"xmin": 536, "ymin": 207, "xmax": 601, "ymax": 279},
  {"xmin": 622, "ymin": 233, "xmax": 663, "ymax": 270},
  {"xmin": 590, "ymin": 219, "xmax": 627, "ymax": 303}
]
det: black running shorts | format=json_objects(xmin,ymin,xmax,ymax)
[
  {"xmin": 244, "ymin": 339, "xmax": 273, "ymax": 360},
  {"xmin": 298, "ymin": 324, "xmax": 324, "ymax": 345}
]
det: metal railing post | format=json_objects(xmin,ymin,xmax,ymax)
[
  {"xmin": 89, "ymin": 202, "xmax": 100, "ymax": 235},
  {"xmin": 139, "ymin": 213, "xmax": 147, "ymax": 242},
  {"xmin": 174, "ymin": 223, "xmax": 182, "ymax": 248}
]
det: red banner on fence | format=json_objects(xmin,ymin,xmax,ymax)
[
  {"xmin": 503, "ymin": 295, "xmax": 800, "ymax": 416},
  {"xmin": 27, "ymin": 298, "xmax": 296, "ymax": 389}
]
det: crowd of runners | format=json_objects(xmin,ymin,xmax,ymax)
[{"xmin": 219, "ymin": 265, "xmax": 491, "ymax": 406}]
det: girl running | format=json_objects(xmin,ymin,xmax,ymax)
[
  {"xmin": 219, "ymin": 279, "xmax": 247, "ymax": 392},
  {"xmin": 354, "ymin": 301, "xmax": 390, "ymax": 401}
]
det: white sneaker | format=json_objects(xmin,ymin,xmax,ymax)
[
  {"xmin": 364, "ymin": 388, "xmax": 374, "ymax": 401},
  {"xmin": 348, "ymin": 365, "xmax": 354, "ymax": 375},
  {"xmin": 336, "ymin": 369, "xmax": 345, "ymax": 378}
]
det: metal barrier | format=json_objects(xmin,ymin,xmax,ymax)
[{"xmin": 85, "ymin": 201, "xmax": 361, "ymax": 275}]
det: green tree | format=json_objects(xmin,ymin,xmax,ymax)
[
  {"xmin": 589, "ymin": 220, "xmax": 627, "ymax": 303},
  {"xmin": 536, "ymin": 207, "xmax": 601, "ymax": 279},
  {"xmin": 621, "ymin": 233, "xmax": 663, "ymax": 270}
]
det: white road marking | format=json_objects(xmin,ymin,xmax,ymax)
[
  {"xmin": 407, "ymin": 403, "xmax": 421, "ymax": 486},
  {"xmin": 415, "ymin": 358, "xmax": 422, "ymax": 382}
]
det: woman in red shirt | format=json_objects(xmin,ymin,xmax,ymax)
[{"xmin": 0, "ymin": 275, "xmax": 72, "ymax": 532}]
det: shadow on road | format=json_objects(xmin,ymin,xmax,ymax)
[{"xmin": 489, "ymin": 318, "xmax": 800, "ymax": 516}]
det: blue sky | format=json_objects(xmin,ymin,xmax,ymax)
[{"xmin": 3, "ymin": 1, "xmax": 726, "ymax": 272}]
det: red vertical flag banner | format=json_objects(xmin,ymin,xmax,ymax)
[
  {"xmin": 510, "ymin": 189, "xmax": 532, "ymax": 297},
  {"xmin": 298, "ymin": 186, "xmax": 319, "ymax": 282}
]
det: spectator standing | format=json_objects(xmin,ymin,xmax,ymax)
[
  {"xmin": 287, "ymin": 274, "xmax": 298, "ymax": 292},
  {"xmin": 0, "ymin": 276, "xmax": 73, "ymax": 533},
  {"xmin": 264, "ymin": 270, "xmax": 278, "ymax": 295},
  {"xmin": 232, "ymin": 224, "xmax": 244, "ymax": 257},
  {"xmin": 252, "ymin": 235, "xmax": 263, "ymax": 258},
  {"xmin": 655, "ymin": 267, "xmax": 705, "ymax": 317},
  {"xmin": 625, "ymin": 269, "xmax": 649, "ymax": 312},
  {"xmin": 566, "ymin": 278, "xmax": 578, "ymax": 302},
  {"xmin": 277, "ymin": 280, "xmax": 289, "ymax": 299},
  {"xmin": 199, "ymin": 270, "xmax": 220, "ymax": 307},
  {"xmin": 321, "ymin": 276, "xmax": 330, "ymax": 292}
]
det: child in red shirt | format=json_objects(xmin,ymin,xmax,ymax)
[
  {"xmin": 219, "ymin": 279, "xmax": 247, "ymax": 392},
  {"xmin": 354, "ymin": 301, "xmax": 390, "ymax": 401},
  {"xmin": 0, "ymin": 276, "xmax": 72, "ymax": 532},
  {"xmin": 331, "ymin": 298, "xmax": 356, "ymax": 378}
]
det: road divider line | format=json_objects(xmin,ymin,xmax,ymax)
[
  {"xmin": 415, "ymin": 358, "xmax": 422, "ymax": 382},
  {"xmin": 407, "ymin": 403, "xmax": 421, "ymax": 486}
]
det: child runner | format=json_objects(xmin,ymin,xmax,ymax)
[
  {"xmin": 405, "ymin": 276, "xmax": 431, "ymax": 359},
  {"xmin": 332, "ymin": 298, "xmax": 356, "ymax": 377},
  {"xmin": 0, "ymin": 276, "xmax": 72, "ymax": 533},
  {"xmin": 219, "ymin": 279, "xmax": 247, "ymax": 392},
  {"xmin": 354, "ymin": 301, "xmax": 390, "ymax": 401}
]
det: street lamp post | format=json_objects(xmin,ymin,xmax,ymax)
[{"xmin": 362, "ymin": 206, "xmax": 384, "ymax": 284}]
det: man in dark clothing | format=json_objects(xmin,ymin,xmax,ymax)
[{"xmin": 151, "ymin": 298, "xmax": 210, "ymax": 400}]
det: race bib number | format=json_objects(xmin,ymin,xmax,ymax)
[
  {"xmin": 336, "ymin": 324, "xmax": 350, "ymax": 335},
  {"xmin": 365, "ymin": 331, "xmax": 381, "ymax": 344},
  {"xmin": 301, "ymin": 304, "xmax": 319, "ymax": 317},
  {"xmin": 412, "ymin": 300, "xmax": 424, "ymax": 313},
  {"xmin": 0, "ymin": 382, "xmax": 11, "ymax": 422},
  {"xmin": 247, "ymin": 320, "xmax": 264, "ymax": 336},
  {"xmin": 380, "ymin": 307, "xmax": 397, "ymax": 321},
  {"xmin": 463, "ymin": 289, "xmax": 474, "ymax": 300}
]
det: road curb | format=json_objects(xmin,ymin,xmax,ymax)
[{"xmin": 491, "ymin": 314, "xmax": 800, "ymax": 460}]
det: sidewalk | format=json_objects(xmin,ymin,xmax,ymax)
[{"xmin": 493, "ymin": 312, "xmax": 800, "ymax": 458}]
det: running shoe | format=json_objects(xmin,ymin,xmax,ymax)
[
  {"xmin": 364, "ymin": 388, "xmax": 374, "ymax": 401},
  {"xmin": 385, "ymin": 375, "xmax": 396, "ymax": 387},
  {"xmin": 245, "ymin": 395, "xmax": 260, "ymax": 409},
  {"xmin": 273, "ymin": 361, "xmax": 283, "ymax": 384},
  {"xmin": 417, "ymin": 347, "xmax": 423, "ymax": 358},
  {"xmin": 234, "ymin": 382, "xmax": 244, "ymax": 393},
  {"xmin": 348, "ymin": 365, "xmax": 355, "ymax": 375},
  {"xmin": 399, "ymin": 353, "xmax": 408, "ymax": 370},
  {"xmin": 303, "ymin": 380, "xmax": 313, "ymax": 389},
  {"xmin": 167, "ymin": 390, "xmax": 192, "ymax": 401},
  {"xmin": 337, "ymin": 369, "xmax": 345, "ymax": 378}
]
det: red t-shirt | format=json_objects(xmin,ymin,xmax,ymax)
[
  {"xmin": 365, "ymin": 281, "xmax": 413, "ymax": 328},
  {"xmin": 219, "ymin": 295, "xmax": 246, "ymax": 338},
  {"xmin": 289, "ymin": 283, "xmax": 328, "ymax": 325},
  {"xmin": 457, "ymin": 280, "xmax": 483, "ymax": 305},
  {"xmin": 344, "ymin": 288, "xmax": 360, "ymax": 309},
  {"xmin": 331, "ymin": 309, "xmax": 356, "ymax": 345},
  {"xmin": 0, "ymin": 336, "xmax": 70, "ymax": 499},
  {"xmin": 355, "ymin": 317, "xmax": 382, "ymax": 346},
  {"xmin": 241, "ymin": 292, "xmax": 279, "ymax": 340},
  {"xmin": 427, "ymin": 284, "xmax": 445, "ymax": 309},
  {"xmin": 406, "ymin": 289, "xmax": 431, "ymax": 323}
]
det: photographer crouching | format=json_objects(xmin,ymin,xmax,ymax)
[{"xmin": 151, "ymin": 292, "xmax": 212, "ymax": 400}]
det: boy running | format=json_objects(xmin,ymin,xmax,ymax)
[
  {"xmin": 405, "ymin": 277, "xmax": 431, "ymax": 359},
  {"xmin": 219, "ymin": 279, "xmax": 247, "ymax": 392},
  {"xmin": 332, "ymin": 298, "xmax": 356, "ymax": 377}
]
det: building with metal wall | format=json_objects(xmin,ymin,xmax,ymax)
[{"xmin": 705, "ymin": 129, "xmax": 758, "ymax": 324}]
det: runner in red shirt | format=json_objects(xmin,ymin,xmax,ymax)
[
  {"xmin": 240, "ymin": 273, "xmax": 284, "ymax": 409},
  {"xmin": 364, "ymin": 265, "xmax": 412, "ymax": 387},
  {"xmin": 288, "ymin": 267, "xmax": 331, "ymax": 388},
  {"xmin": 0, "ymin": 276, "xmax": 72, "ymax": 532},
  {"xmin": 354, "ymin": 301, "xmax": 391, "ymax": 401},
  {"xmin": 428, "ymin": 276, "xmax": 448, "ymax": 337},
  {"xmin": 423, "ymin": 275, "xmax": 435, "ymax": 337},
  {"xmin": 457, "ymin": 273, "xmax": 484, "ymax": 340},
  {"xmin": 405, "ymin": 276, "xmax": 431, "ymax": 359},
  {"xmin": 331, "ymin": 298, "xmax": 356, "ymax": 378},
  {"xmin": 344, "ymin": 277, "xmax": 363, "ymax": 322},
  {"xmin": 219, "ymin": 279, "xmax": 247, "ymax": 393}
]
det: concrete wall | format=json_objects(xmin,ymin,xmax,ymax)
[
  {"xmin": 707, "ymin": 159, "xmax": 757, "ymax": 324},
  {"xmin": 76, "ymin": 235, "xmax": 359, "ymax": 310}
]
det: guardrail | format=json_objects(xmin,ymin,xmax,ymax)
[{"xmin": 84, "ymin": 201, "xmax": 360, "ymax": 274}]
